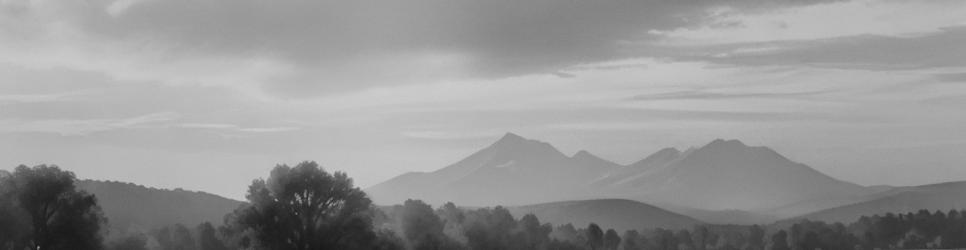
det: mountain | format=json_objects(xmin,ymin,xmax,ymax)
[
  {"xmin": 368, "ymin": 133, "xmax": 871, "ymax": 215},
  {"xmin": 598, "ymin": 139, "xmax": 872, "ymax": 211},
  {"xmin": 77, "ymin": 180, "xmax": 244, "ymax": 232},
  {"xmin": 366, "ymin": 133, "xmax": 618, "ymax": 206},
  {"xmin": 790, "ymin": 181, "xmax": 966, "ymax": 223},
  {"xmin": 506, "ymin": 199, "xmax": 702, "ymax": 232}
]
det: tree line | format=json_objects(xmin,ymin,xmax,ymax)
[{"xmin": 3, "ymin": 162, "xmax": 966, "ymax": 250}]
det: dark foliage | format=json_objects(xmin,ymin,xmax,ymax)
[
  {"xmin": 107, "ymin": 233, "xmax": 148, "ymax": 250},
  {"xmin": 197, "ymin": 222, "xmax": 229, "ymax": 250},
  {"xmin": 0, "ymin": 165, "xmax": 106, "ymax": 250},
  {"xmin": 227, "ymin": 161, "xmax": 384, "ymax": 250},
  {"xmin": 396, "ymin": 199, "xmax": 464, "ymax": 250},
  {"xmin": 603, "ymin": 229, "xmax": 621, "ymax": 250},
  {"xmin": 157, "ymin": 224, "xmax": 197, "ymax": 250},
  {"xmin": 586, "ymin": 223, "xmax": 604, "ymax": 250}
]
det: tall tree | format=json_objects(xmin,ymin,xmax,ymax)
[
  {"xmin": 769, "ymin": 230, "xmax": 789, "ymax": 250},
  {"xmin": 747, "ymin": 225, "xmax": 765, "ymax": 250},
  {"xmin": 230, "ymin": 161, "xmax": 379, "ymax": 250},
  {"xmin": 197, "ymin": 222, "xmax": 228, "ymax": 250},
  {"xmin": 586, "ymin": 223, "xmax": 604, "ymax": 250},
  {"xmin": 603, "ymin": 229, "xmax": 621, "ymax": 250},
  {"xmin": 464, "ymin": 206, "xmax": 517, "ymax": 250},
  {"xmin": 675, "ymin": 230, "xmax": 693, "ymax": 250},
  {"xmin": 620, "ymin": 230, "xmax": 642, "ymax": 250},
  {"xmin": 1, "ymin": 165, "xmax": 105, "ymax": 250},
  {"xmin": 157, "ymin": 224, "xmax": 197, "ymax": 250},
  {"xmin": 692, "ymin": 226, "xmax": 709, "ymax": 250},
  {"xmin": 398, "ymin": 199, "xmax": 458, "ymax": 250},
  {"xmin": 108, "ymin": 233, "xmax": 149, "ymax": 250},
  {"xmin": 0, "ymin": 169, "xmax": 29, "ymax": 249},
  {"xmin": 517, "ymin": 214, "xmax": 552, "ymax": 249}
]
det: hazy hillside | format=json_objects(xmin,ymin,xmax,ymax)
[
  {"xmin": 369, "ymin": 133, "xmax": 872, "ymax": 217},
  {"xmin": 77, "ymin": 180, "xmax": 244, "ymax": 232},
  {"xmin": 657, "ymin": 205, "xmax": 780, "ymax": 225},
  {"xmin": 367, "ymin": 133, "xmax": 617, "ymax": 206},
  {"xmin": 790, "ymin": 181, "xmax": 966, "ymax": 223},
  {"xmin": 601, "ymin": 139, "xmax": 872, "ymax": 211},
  {"xmin": 507, "ymin": 199, "xmax": 702, "ymax": 232}
]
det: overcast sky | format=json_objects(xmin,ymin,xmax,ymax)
[{"xmin": 2, "ymin": 0, "xmax": 965, "ymax": 200}]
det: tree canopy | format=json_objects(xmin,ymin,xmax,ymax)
[
  {"xmin": 0, "ymin": 165, "xmax": 106, "ymax": 250},
  {"xmin": 229, "ymin": 161, "xmax": 382, "ymax": 250}
]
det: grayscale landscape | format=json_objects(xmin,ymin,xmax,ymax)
[{"xmin": 2, "ymin": 0, "xmax": 966, "ymax": 249}]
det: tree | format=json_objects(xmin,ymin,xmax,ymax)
[
  {"xmin": 799, "ymin": 232, "xmax": 821, "ymax": 250},
  {"xmin": 675, "ymin": 230, "xmax": 693, "ymax": 250},
  {"xmin": 197, "ymin": 222, "xmax": 228, "ymax": 250},
  {"xmin": 604, "ymin": 229, "xmax": 622, "ymax": 250},
  {"xmin": 464, "ymin": 206, "xmax": 517, "ymax": 250},
  {"xmin": 586, "ymin": 223, "xmax": 604, "ymax": 250},
  {"xmin": 621, "ymin": 230, "xmax": 642, "ymax": 250},
  {"xmin": 0, "ymin": 165, "xmax": 105, "ymax": 250},
  {"xmin": 747, "ymin": 225, "xmax": 764, "ymax": 250},
  {"xmin": 651, "ymin": 228, "xmax": 677, "ymax": 250},
  {"xmin": 108, "ymin": 233, "xmax": 149, "ymax": 250},
  {"xmin": 230, "ymin": 161, "xmax": 380, "ymax": 250},
  {"xmin": 516, "ymin": 214, "xmax": 552, "ymax": 249},
  {"xmin": 398, "ymin": 199, "xmax": 459, "ymax": 250},
  {"xmin": 0, "ymin": 169, "xmax": 29, "ymax": 249},
  {"xmin": 692, "ymin": 226, "xmax": 709, "ymax": 250},
  {"xmin": 157, "ymin": 224, "xmax": 197, "ymax": 250},
  {"xmin": 551, "ymin": 224, "xmax": 581, "ymax": 244},
  {"xmin": 769, "ymin": 230, "xmax": 789, "ymax": 250}
]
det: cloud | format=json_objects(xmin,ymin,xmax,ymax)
[
  {"xmin": 649, "ymin": 0, "xmax": 966, "ymax": 45},
  {"xmin": 662, "ymin": 26, "xmax": 966, "ymax": 70},
  {"xmin": 401, "ymin": 130, "xmax": 504, "ymax": 141},
  {"xmin": 0, "ymin": 112, "xmax": 181, "ymax": 136},
  {"xmin": 629, "ymin": 89, "xmax": 830, "ymax": 101},
  {"xmin": 0, "ymin": 0, "xmax": 842, "ymax": 97},
  {"xmin": 640, "ymin": 0, "xmax": 966, "ymax": 71},
  {"xmin": 934, "ymin": 72, "xmax": 966, "ymax": 83},
  {"xmin": 177, "ymin": 123, "xmax": 300, "ymax": 133},
  {"xmin": 0, "ymin": 91, "xmax": 90, "ymax": 103}
]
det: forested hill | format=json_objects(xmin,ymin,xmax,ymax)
[
  {"xmin": 507, "ymin": 199, "xmax": 702, "ymax": 232},
  {"xmin": 76, "ymin": 180, "xmax": 244, "ymax": 233}
]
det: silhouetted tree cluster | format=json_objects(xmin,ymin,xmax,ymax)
[
  {"xmin": 608, "ymin": 224, "xmax": 773, "ymax": 250},
  {"xmin": 0, "ymin": 165, "xmax": 106, "ymax": 250},
  {"xmin": 776, "ymin": 209, "xmax": 966, "ymax": 250},
  {"xmin": 374, "ymin": 200, "xmax": 635, "ymax": 250}
]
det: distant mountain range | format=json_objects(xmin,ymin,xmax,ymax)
[
  {"xmin": 366, "ymin": 133, "xmax": 619, "ymax": 206},
  {"xmin": 77, "ymin": 180, "xmax": 243, "ymax": 233},
  {"xmin": 367, "ymin": 133, "xmax": 873, "ymax": 214},
  {"xmin": 73, "ymin": 132, "xmax": 966, "ymax": 232}
]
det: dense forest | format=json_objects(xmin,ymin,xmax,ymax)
[{"xmin": 2, "ymin": 163, "xmax": 966, "ymax": 250}]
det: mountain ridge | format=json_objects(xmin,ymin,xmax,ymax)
[{"xmin": 367, "ymin": 132, "xmax": 871, "ymax": 214}]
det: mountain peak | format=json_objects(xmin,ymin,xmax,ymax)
[
  {"xmin": 494, "ymin": 132, "xmax": 527, "ymax": 145},
  {"xmin": 627, "ymin": 147, "xmax": 682, "ymax": 169},
  {"xmin": 704, "ymin": 139, "xmax": 749, "ymax": 150},
  {"xmin": 573, "ymin": 150, "xmax": 593, "ymax": 159},
  {"xmin": 483, "ymin": 132, "xmax": 568, "ymax": 162},
  {"xmin": 651, "ymin": 147, "xmax": 681, "ymax": 158}
]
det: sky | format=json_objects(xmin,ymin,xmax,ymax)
[{"xmin": 2, "ymin": 0, "xmax": 965, "ymax": 200}]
